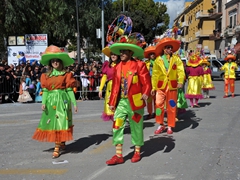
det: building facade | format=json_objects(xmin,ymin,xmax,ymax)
[{"xmin": 174, "ymin": 0, "xmax": 240, "ymax": 59}]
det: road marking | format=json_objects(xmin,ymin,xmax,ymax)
[
  {"xmin": 0, "ymin": 169, "xmax": 68, "ymax": 175},
  {"xmin": 89, "ymin": 140, "xmax": 112, "ymax": 154}
]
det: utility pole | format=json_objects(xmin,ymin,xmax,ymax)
[
  {"xmin": 123, "ymin": 0, "xmax": 125, "ymax": 13},
  {"xmin": 76, "ymin": 0, "xmax": 81, "ymax": 64},
  {"xmin": 101, "ymin": 0, "xmax": 105, "ymax": 62}
]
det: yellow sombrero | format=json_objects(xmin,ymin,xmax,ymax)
[
  {"xmin": 187, "ymin": 53, "xmax": 203, "ymax": 67},
  {"xmin": 201, "ymin": 58, "xmax": 210, "ymax": 66},
  {"xmin": 102, "ymin": 46, "xmax": 111, "ymax": 57}
]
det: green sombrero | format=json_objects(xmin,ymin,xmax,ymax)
[
  {"xmin": 40, "ymin": 45, "xmax": 74, "ymax": 67},
  {"xmin": 110, "ymin": 36, "xmax": 144, "ymax": 58}
]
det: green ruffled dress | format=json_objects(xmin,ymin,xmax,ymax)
[{"xmin": 32, "ymin": 69, "xmax": 77, "ymax": 142}]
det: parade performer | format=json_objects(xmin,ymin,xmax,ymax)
[
  {"xmin": 144, "ymin": 46, "xmax": 156, "ymax": 118},
  {"xmin": 220, "ymin": 54, "xmax": 238, "ymax": 98},
  {"xmin": 185, "ymin": 53, "xmax": 204, "ymax": 107},
  {"xmin": 35, "ymin": 77, "xmax": 42, "ymax": 103},
  {"xmin": 99, "ymin": 45, "xmax": 120, "ymax": 121},
  {"xmin": 151, "ymin": 38, "xmax": 185, "ymax": 134},
  {"xmin": 32, "ymin": 45, "xmax": 78, "ymax": 159},
  {"xmin": 106, "ymin": 35, "xmax": 151, "ymax": 165},
  {"xmin": 201, "ymin": 58, "xmax": 215, "ymax": 98},
  {"xmin": 17, "ymin": 76, "xmax": 33, "ymax": 103}
]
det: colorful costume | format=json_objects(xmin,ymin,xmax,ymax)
[
  {"xmin": 152, "ymin": 38, "xmax": 185, "ymax": 134},
  {"xmin": 201, "ymin": 59, "xmax": 215, "ymax": 98},
  {"xmin": 99, "ymin": 60, "xmax": 116, "ymax": 121},
  {"xmin": 144, "ymin": 46, "xmax": 157, "ymax": 118},
  {"xmin": 185, "ymin": 54, "xmax": 204, "ymax": 107},
  {"xmin": 35, "ymin": 81, "xmax": 42, "ymax": 102},
  {"xmin": 106, "ymin": 35, "xmax": 151, "ymax": 165},
  {"xmin": 220, "ymin": 54, "xmax": 238, "ymax": 98},
  {"xmin": 32, "ymin": 45, "xmax": 77, "ymax": 159},
  {"xmin": 17, "ymin": 81, "xmax": 33, "ymax": 103}
]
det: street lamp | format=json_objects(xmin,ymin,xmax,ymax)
[
  {"xmin": 87, "ymin": 37, "xmax": 90, "ymax": 61},
  {"xmin": 76, "ymin": 0, "xmax": 81, "ymax": 64}
]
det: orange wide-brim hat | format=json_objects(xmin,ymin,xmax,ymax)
[
  {"xmin": 40, "ymin": 45, "xmax": 74, "ymax": 67},
  {"xmin": 155, "ymin": 38, "xmax": 180, "ymax": 56},
  {"xmin": 224, "ymin": 54, "xmax": 236, "ymax": 61},
  {"xmin": 200, "ymin": 58, "xmax": 210, "ymax": 66},
  {"xmin": 144, "ymin": 46, "xmax": 156, "ymax": 58}
]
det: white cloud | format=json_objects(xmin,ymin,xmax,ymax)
[{"xmin": 163, "ymin": 0, "xmax": 185, "ymax": 27}]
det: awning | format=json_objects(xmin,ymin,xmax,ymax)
[{"xmin": 234, "ymin": 43, "xmax": 240, "ymax": 54}]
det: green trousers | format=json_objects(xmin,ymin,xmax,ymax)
[{"xmin": 112, "ymin": 98, "xmax": 144, "ymax": 146}]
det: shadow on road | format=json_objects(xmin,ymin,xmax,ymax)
[
  {"xmin": 124, "ymin": 136, "xmax": 175, "ymax": 161},
  {"xmin": 43, "ymin": 133, "xmax": 112, "ymax": 154},
  {"xmin": 198, "ymin": 102, "xmax": 211, "ymax": 107},
  {"xmin": 175, "ymin": 110, "xmax": 202, "ymax": 133}
]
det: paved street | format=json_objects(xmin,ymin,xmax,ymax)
[{"xmin": 0, "ymin": 80, "xmax": 240, "ymax": 180}]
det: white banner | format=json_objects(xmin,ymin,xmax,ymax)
[{"xmin": 7, "ymin": 46, "xmax": 47, "ymax": 66}]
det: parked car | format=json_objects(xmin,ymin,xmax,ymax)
[{"xmin": 209, "ymin": 59, "xmax": 225, "ymax": 80}]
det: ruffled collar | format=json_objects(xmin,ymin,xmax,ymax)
[{"xmin": 49, "ymin": 69, "xmax": 66, "ymax": 77}]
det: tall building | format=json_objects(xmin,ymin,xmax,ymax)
[{"xmin": 174, "ymin": 0, "xmax": 240, "ymax": 58}]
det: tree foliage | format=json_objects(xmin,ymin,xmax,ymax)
[{"xmin": 0, "ymin": 0, "xmax": 169, "ymax": 60}]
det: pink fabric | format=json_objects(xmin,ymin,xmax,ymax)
[
  {"xmin": 185, "ymin": 94, "xmax": 203, "ymax": 99},
  {"xmin": 202, "ymin": 87, "xmax": 215, "ymax": 90},
  {"xmin": 186, "ymin": 66, "xmax": 204, "ymax": 76},
  {"xmin": 101, "ymin": 61, "xmax": 114, "ymax": 81},
  {"xmin": 101, "ymin": 112, "xmax": 114, "ymax": 121},
  {"xmin": 203, "ymin": 67, "xmax": 211, "ymax": 75}
]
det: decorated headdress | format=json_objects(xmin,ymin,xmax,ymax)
[
  {"xmin": 187, "ymin": 53, "xmax": 203, "ymax": 67},
  {"xmin": 102, "ymin": 14, "xmax": 133, "ymax": 58},
  {"xmin": 40, "ymin": 45, "xmax": 74, "ymax": 67},
  {"xmin": 110, "ymin": 34, "xmax": 144, "ymax": 58},
  {"xmin": 155, "ymin": 37, "xmax": 180, "ymax": 56},
  {"xmin": 200, "ymin": 57, "xmax": 210, "ymax": 66}
]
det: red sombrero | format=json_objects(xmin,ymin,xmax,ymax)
[
  {"xmin": 155, "ymin": 38, "xmax": 180, "ymax": 56},
  {"xmin": 144, "ymin": 46, "xmax": 156, "ymax": 58},
  {"xmin": 187, "ymin": 53, "xmax": 203, "ymax": 67}
]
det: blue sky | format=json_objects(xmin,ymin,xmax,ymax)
[{"xmin": 155, "ymin": 0, "xmax": 193, "ymax": 27}]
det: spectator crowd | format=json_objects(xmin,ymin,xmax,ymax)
[{"xmin": 0, "ymin": 59, "xmax": 104, "ymax": 103}]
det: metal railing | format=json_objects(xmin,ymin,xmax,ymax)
[{"xmin": 0, "ymin": 75, "xmax": 104, "ymax": 103}]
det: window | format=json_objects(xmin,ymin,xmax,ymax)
[{"xmin": 229, "ymin": 10, "xmax": 237, "ymax": 28}]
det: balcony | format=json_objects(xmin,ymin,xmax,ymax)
[
  {"xmin": 209, "ymin": 9, "xmax": 222, "ymax": 19},
  {"xmin": 195, "ymin": 30, "xmax": 213, "ymax": 38},
  {"xmin": 196, "ymin": 10, "xmax": 210, "ymax": 19},
  {"xmin": 224, "ymin": 28, "xmax": 234, "ymax": 37},
  {"xmin": 209, "ymin": 32, "xmax": 221, "ymax": 40},
  {"xmin": 182, "ymin": 21, "xmax": 189, "ymax": 27},
  {"xmin": 234, "ymin": 25, "xmax": 240, "ymax": 33}
]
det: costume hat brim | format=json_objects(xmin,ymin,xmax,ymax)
[
  {"xmin": 40, "ymin": 45, "xmax": 74, "ymax": 67},
  {"xmin": 201, "ymin": 59, "xmax": 210, "ymax": 66},
  {"xmin": 225, "ymin": 54, "xmax": 236, "ymax": 61},
  {"xmin": 40, "ymin": 53, "xmax": 74, "ymax": 67},
  {"xmin": 110, "ymin": 43, "xmax": 144, "ymax": 58},
  {"xmin": 144, "ymin": 46, "xmax": 156, "ymax": 58},
  {"xmin": 187, "ymin": 59, "xmax": 203, "ymax": 67},
  {"xmin": 156, "ymin": 38, "xmax": 180, "ymax": 56},
  {"xmin": 102, "ymin": 46, "xmax": 111, "ymax": 57}
]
